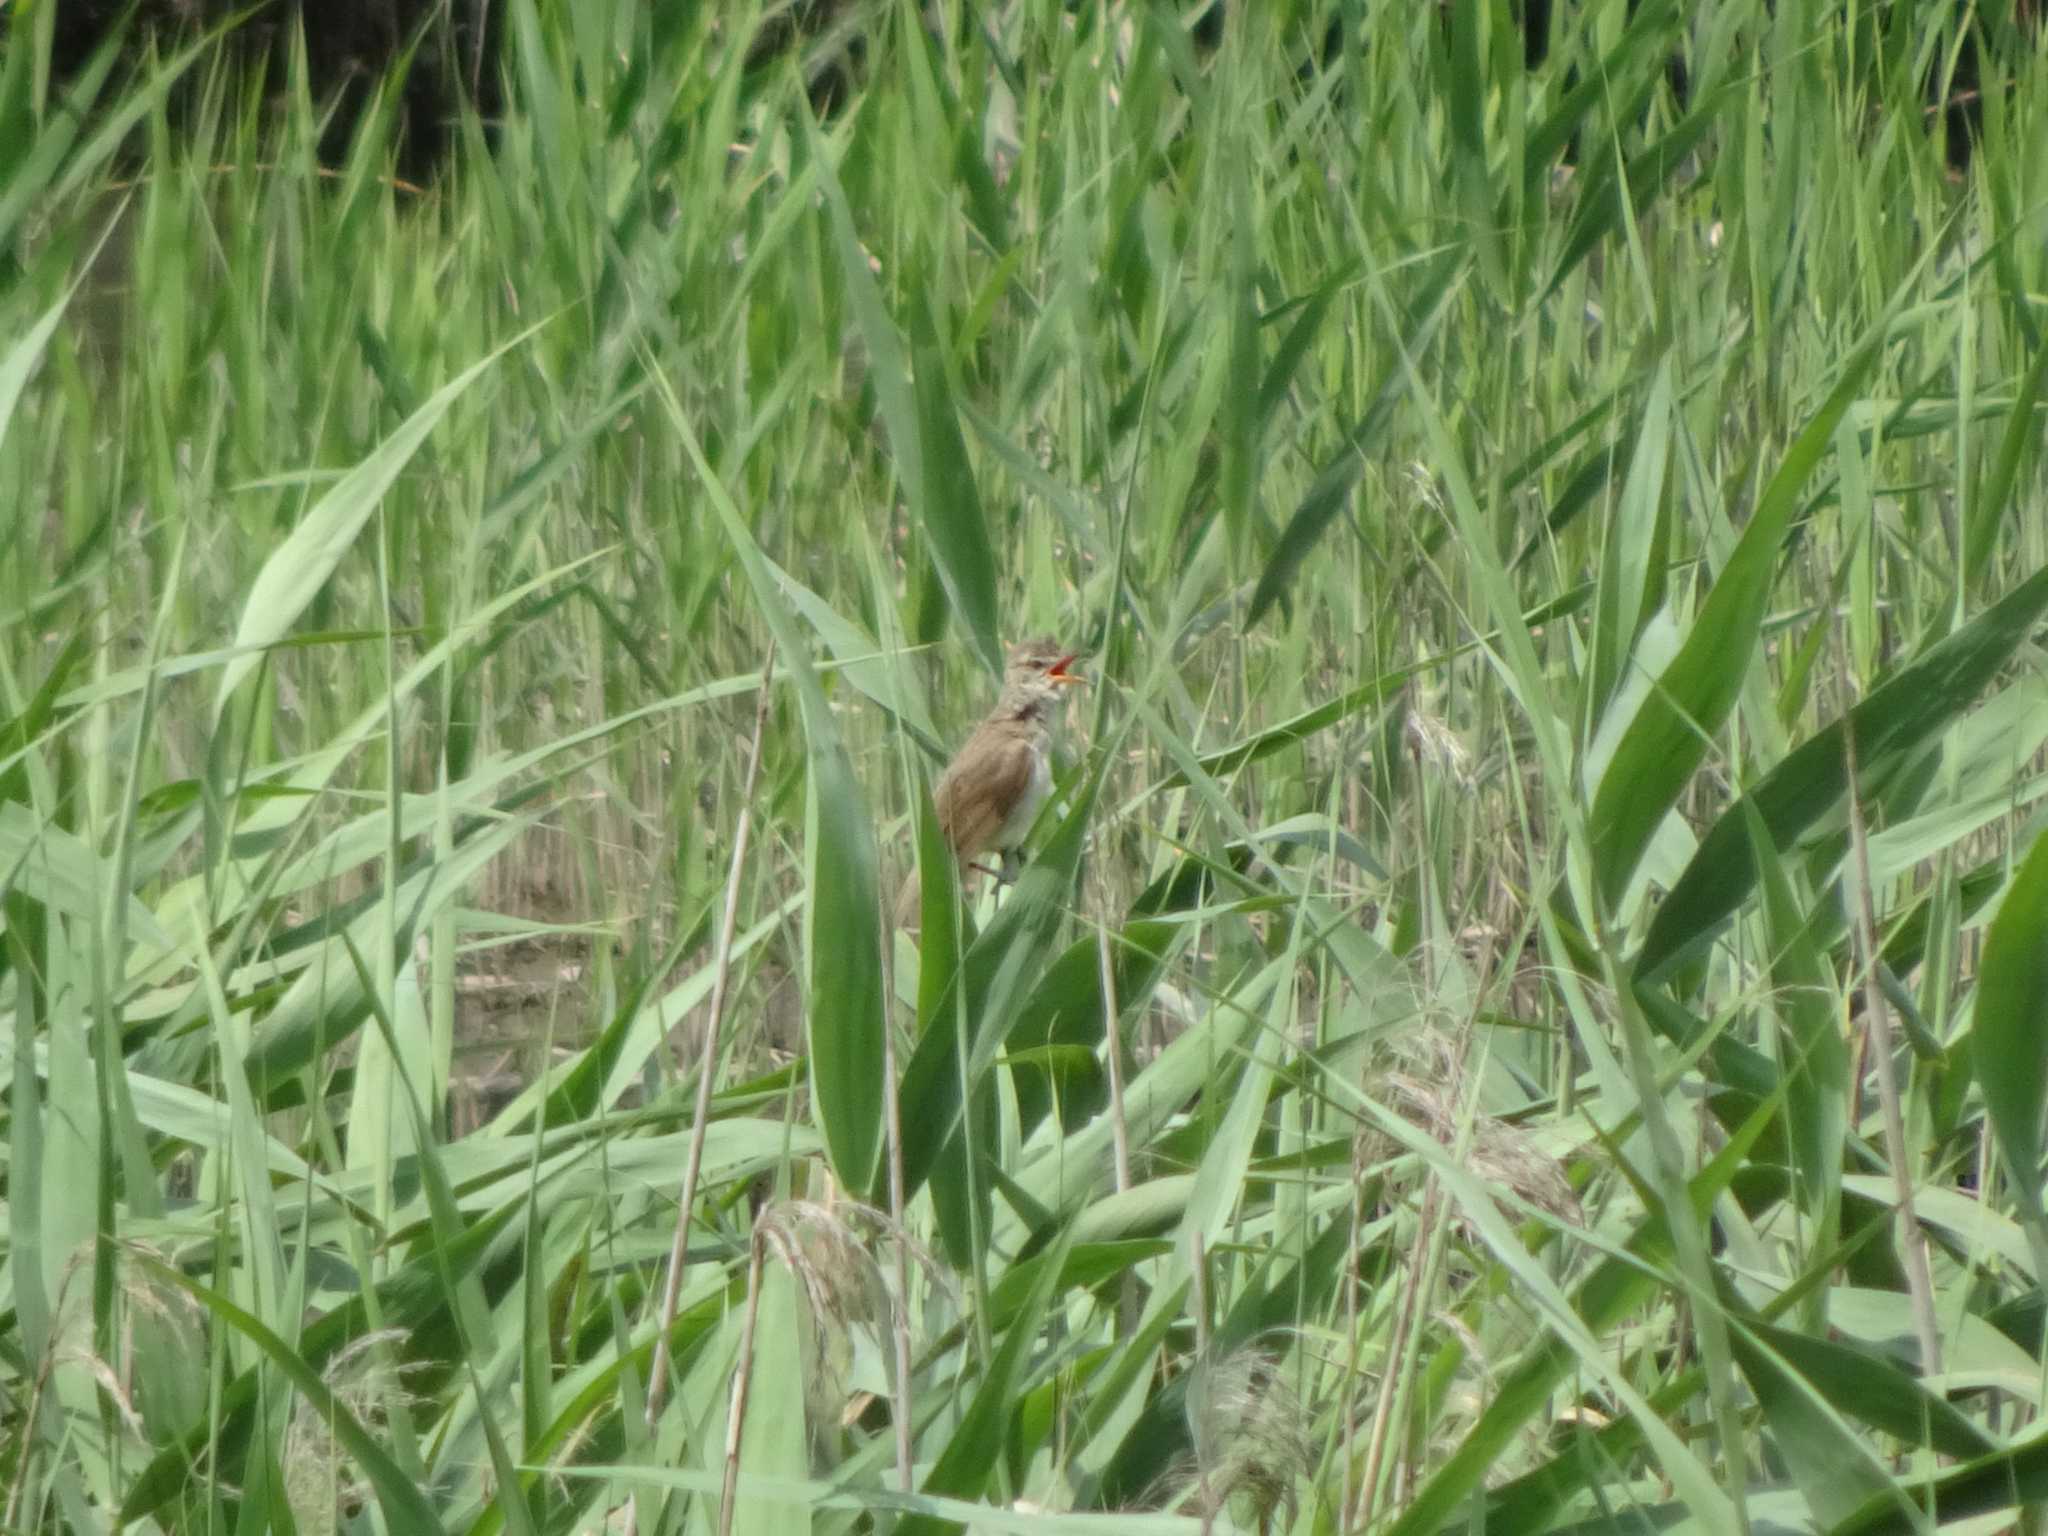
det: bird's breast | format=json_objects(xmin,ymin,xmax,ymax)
[{"xmin": 994, "ymin": 743, "xmax": 1053, "ymax": 848}]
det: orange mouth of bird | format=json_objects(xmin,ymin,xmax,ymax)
[{"xmin": 1049, "ymin": 654, "xmax": 1085, "ymax": 685}]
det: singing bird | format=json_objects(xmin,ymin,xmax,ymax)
[{"xmin": 901, "ymin": 638, "xmax": 1084, "ymax": 924}]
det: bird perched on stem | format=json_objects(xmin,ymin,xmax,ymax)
[{"xmin": 900, "ymin": 638, "xmax": 1084, "ymax": 925}]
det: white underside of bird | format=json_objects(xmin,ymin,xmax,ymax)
[{"xmin": 993, "ymin": 746, "xmax": 1053, "ymax": 850}]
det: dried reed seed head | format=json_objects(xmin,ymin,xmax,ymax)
[
  {"xmin": 75, "ymin": 1352, "xmax": 147, "ymax": 1441},
  {"xmin": 1359, "ymin": 1036, "xmax": 1583, "ymax": 1228},
  {"xmin": 1404, "ymin": 460, "xmax": 1447, "ymax": 514},
  {"xmin": 1465, "ymin": 1116, "xmax": 1584, "ymax": 1226},
  {"xmin": 16, "ymin": 1240, "xmax": 212, "ymax": 1482},
  {"xmin": 45, "ymin": 1238, "xmax": 205, "ymax": 1370},
  {"xmin": 1182, "ymin": 1342, "xmax": 1316, "ymax": 1530},
  {"xmin": 283, "ymin": 1328, "xmax": 424, "ymax": 1536},
  {"xmin": 1404, "ymin": 707, "xmax": 1474, "ymax": 786},
  {"xmin": 753, "ymin": 1200, "xmax": 903, "ymax": 1422}
]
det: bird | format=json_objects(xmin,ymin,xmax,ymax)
[{"xmin": 901, "ymin": 637, "xmax": 1084, "ymax": 925}]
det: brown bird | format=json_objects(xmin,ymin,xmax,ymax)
[{"xmin": 904, "ymin": 638, "xmax": 1084, "ymax": 922}]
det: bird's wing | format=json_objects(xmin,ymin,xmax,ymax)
[{"xmin": 934, "ymin": 727, "xmax": 1039, "ymax": 858}]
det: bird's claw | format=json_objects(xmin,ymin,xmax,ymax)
[{"xmin": 967, "ymin": 851, "xmax": 1025, "ymax": 886}]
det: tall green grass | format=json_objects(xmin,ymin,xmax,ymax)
[{"xmin": 5, "ymin": 1, "xmax": 2048, "ymax": 1531}]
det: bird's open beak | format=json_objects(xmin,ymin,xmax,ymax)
[{"xmin": 1050, "ymin": 654, "xmax": 1086, "ymax": 686}]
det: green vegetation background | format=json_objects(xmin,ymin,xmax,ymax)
[{"xmin": 5, "ymin": 2, "xmax": 2048, "ymax": 1533}]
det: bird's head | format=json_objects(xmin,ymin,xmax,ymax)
[
  {"xmin": 1006, "ymin": 637, "xmax": 1085, "ymax": 688},
  {"xmin": 999, "ymin": 637, "xmax": 1086, "ymax": 718}
]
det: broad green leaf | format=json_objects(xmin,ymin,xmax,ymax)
[
  {"xmin": 1829, "ymin": 1433, "xmax": 2048, "ymax": 1536},
  {"xmin": 1589, "ymin": 319, "xmax": 1890, "ymax": 913},
  {"xmin": 806, "ymin": 106, "xmax": 1001, "ymax": 676},
  {"xmin": 1587, "ymin": 355, "xmax": 1674, "ymax": 724},
  {"xmin": 653, "ymin": 368, "xmax": 887, "ymax": 1194},
  {"xmin": 897, "ymin": 1222, "xmax": 1078, "ymax": 1536},
  {"xmin": 0, "ymin": 285, "xmax": 73, "ymax": 463},
  {"xmin": 732, "ymin": 1263, "xmax": 808, "ymax": 1536},
  {"xmin": 1729, "ymin": 1320, "xmax": 1894, "ymax": 1527},
  {"xmin": 1841, "ymin": 1173, "xmax": 2038, "ymax": 1285},
  {"xmin": 1171, "ymin": 950, "xmax": 1294, "ymax": 1285},
  {"xmin": 1247, "ymin": 248, "xmax": 1464, "ymax": 626},
  {"xmin": 1217, "ymin": 152, "xmax": 1259, "ymax": 552},
  {"xmin": 1742, "ymin": 1317, "xmax": 1994, "ymax": 1462},
  {"xmin": 1382, "ymin": 1089, "xmax": 1779, "ymax": 1536},
  {"xmin": 0, "ymin": 802, "xmax": 174, "ymax": 951},
  {"xmin": 1829, "ymin": 1285, "xmax": 2038, "ymax": 1384},
  {"xmin": 1745, "ymin": 800, "xmax": 1845, "ymax": 1301},
  {"xmin": 908, "ymin": 294, "xmax": 1003, "ymax": 676},
  {"xmin": 133, "ymin": 1257, "xmax": 451, "ymax": 1534},
  {"xmin": 213, "ymin": 346, "xmax": 509, "ymax": 723},
  {"xmin": 1638, "ymin": 561, "xmax": 2048, "ymax": 977},
  {"xmin": 1972, "ymin": 824, "xmax": 2048, "ymax": 1282}
]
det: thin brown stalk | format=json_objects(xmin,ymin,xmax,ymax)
[
  {"xmin": 880, "ymin": 918, "xmax": 915, "ymax": 1490},
  {"xmin": 1338, "ymin": 1155, "xmax": 1368, "ymax": 1529},
  {"xmin": 720, "ymin": 1229, "xmax": 770, "ymax": 1536},
  {"xmin": 1839, "ymin": 695, "xmax": 1943, "ymax": 1376},
  {"xmin": 643, "ymin": 644, "xmax": 776, "ymax": 1428},
  {"xmin": 1352, "ymin": 1175, "xmax": 1442, "ymax": 1529},
  {"xmin": 4, "ymin": 1338, "xmax": 55, "ymax": 1532},
  {"xmin": 106, "ymin": 162, "xmax": 430, "ymax": 196},
  {"xmin": 1354, "ymin": 751, "xmax": 1467, "ymax": 1526},
  {"xmin": 619, "ymin": 644, "xmax": 776, "ymax": 1536},
  {"xmin": 1099, "ymin": 923, "xmax": 1133, "ymax": 1195},
  {"xmin": 1192, "ymin": 1231, "xmax": 1214, "ymax": 1536},
  {"xmin": 1099, "ymin": 921, "xmax": 1139, "ymax": 1336}
]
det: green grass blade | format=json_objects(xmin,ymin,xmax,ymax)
[
  {"xmin": 133, "ymin": 1257, "xmax": 451, "ymax": 1533},
  {"xmin": 1971, "ymin": 824, "xmax": 2048, "ymax": 1285},
  {"xmin": 1587, "ymin": 355, "xmax": 1674, "ymax": 724},
  {"xmin": 652, "ymin": 363, "xmax": 887, "ymax": 1194},
  {"xmin": 1729, "ymin": 1321, "xmax": 1894, "ymax": 1527},
  {"xmin": 1638, "ymin": 561, "xmax": 2048, "ymax": 976},
  {"xmin": 808, "ymin": 107, "xmax": 1001, "ymax": 676},
  {"xmin": 1246, "ymin": 249, "xmax": 1464, "ymax": 627},
  {"xmin": 1588, "ymin": 314, "xmax": 1895, "ymax": 915},
  {"xmin": 0, "ymin": 285, "xmax": 75, "ymax": 463},
  {"xmin": 212, "ymin": 345, "xmax": 512, "ymax": 725},
  {"xmin": 898, "ymin": 1222, "xmax": 1079, "ymax": 1535},
  {"xmin": 1966, "ymin": 322, "xmax": 2048, "ymax": 591},
  {"xmin": 1744, "ymin": 799, "xmax": 1845, "ymax": 1303},
  {"xmin": 908, "ymin": 292, "xmax": 1004, "ymax": 675},
  {"xmin": 1383, "ymin": 1088, "xmax": 1778, "ymax": 1536}
]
